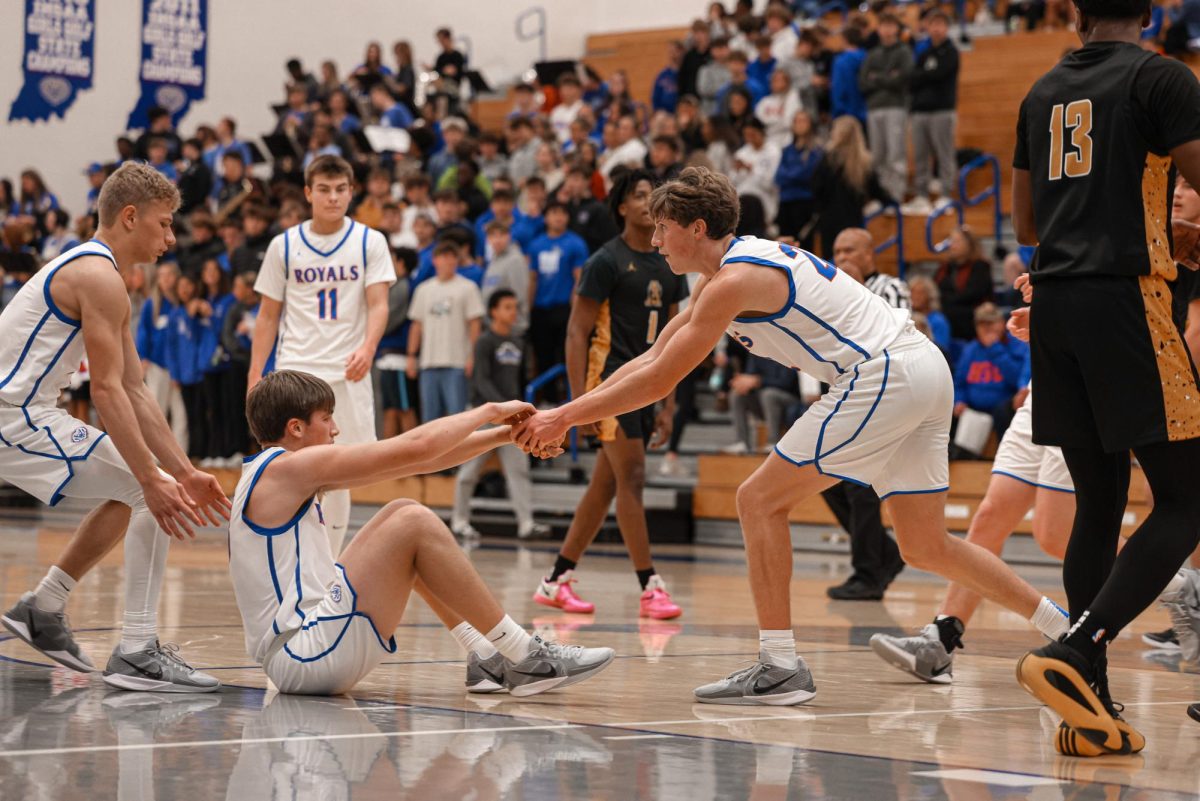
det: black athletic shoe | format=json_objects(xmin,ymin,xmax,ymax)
[
  {"xmin": 826, "ymin": 578, "xmax": 884, "ymax": 601},
  {"xmin": 1141, "ymin": 627, "xmax": 1181, "ymax": 651},
  {"xmin": 1017, "ymin": 641, "xmax": 1127, "ymax": 754}
]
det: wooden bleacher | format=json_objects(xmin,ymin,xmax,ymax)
[{"xmin": 692, "ymin": 453, "xmax": 1151, "ymax": 537}]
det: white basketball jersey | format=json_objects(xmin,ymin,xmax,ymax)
[
  {"xmin": 255, "ymin": 218, "xmax": 395, "ymax": 379},
  {"xmin": 229, "ymin": 447, "xmax": 338, "ymax": 664},
  {"xmin": 721, "ymin": 237, "xmax": 910, "ymax": 385},
  {"xmin": 0, "ymin": 240, "xmax": 116, "ymax": 409}
]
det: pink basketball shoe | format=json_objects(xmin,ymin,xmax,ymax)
[
  {"xmin": 532, "ymin": 570, "xmax": 596, "ymax": 614},
  {"xmin": 639, "ymin": 575, "xmax": 683, "ymax": 620}
]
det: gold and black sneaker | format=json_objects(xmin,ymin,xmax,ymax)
[{"xmin": 1017, "ymin": 641, "xmax": 1127, "ymax": 754}]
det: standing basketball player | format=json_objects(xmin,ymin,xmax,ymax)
[
  {"xmin": 516, "ymin": 168, "xmax": 1070, "ymax": 705},
  {"xmin": 248, "ymin": 156, "xmax": 394, "ymax": 556},
  {"xmin": 0, "ymin": 163, "xmax": 230, "ymax": 691},
  {"xmin": 532, "ymin": 170, "xmax": 689, "ymax": 620},
  {"xmin": 1007, "ymin": 0, "xmax": 1200, "ymax": 754}
]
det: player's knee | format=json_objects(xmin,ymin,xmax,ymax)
[
  {"xmin": 1031, "ymin": 519, "xmax": 1068, "ymax": 560},
  {"xmin": 896, "ymin": 530, "xmax": 949, "ymax": 571},
  {"xmin": 619, "ymin": 461, "xmax": 646, "ymax": 495},
  {"xmin": 736, "ymin": 479, "xmax": 780, "ymax": 519},
  {"xmin": 379, "ymin": 498, "xmax": 421, "ymax": 518}
]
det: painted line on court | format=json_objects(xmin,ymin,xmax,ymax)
[{"xmin": 603, "ymin": 733, "xmax": 673, "ymax": 740}]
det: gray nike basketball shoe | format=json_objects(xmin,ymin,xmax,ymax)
[
  {"xmin": 870, "ymin": 624, "xmax": 956, "ymax": 684},
  {"xmin": 466, "ymin": 651, "xmax": 510, "ymax": 693},
  {"xmin": 693, "ymin": 652, "xmax": 817, "ymax": 705},
  {"xmin": 505, "ymin": 635, "xmax": 614, "ymax": 697},
  {"xmin": 1, "ymin": 591, "xmax": 95, "ymax": 672},
  {"xmin": 102, "ymin": 641, "xmax": 221, "ymax": 693}
]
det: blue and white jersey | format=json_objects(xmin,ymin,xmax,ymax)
[
  {"xmin": 255, "ymin": 218, "xmax": 395, "ymax": 380},
  {"xmin": 721, "ymin": 237, "xmax": 910, "ymax": 386},
  {"xmin": 229, "ymin": 447, "xmax": 338, "ymax": 664},
  {"xmin": 0, "ymin": 240, "xmax": 116, "ymax": 409}
]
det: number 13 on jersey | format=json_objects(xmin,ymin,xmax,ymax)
[
  {"xmin": 317, "ymin": 288, "xmax": 338, "ymax": 320},
  {"xmin": 1048, "ymin": 99, "xmax": 1093, "ymax": 181}
]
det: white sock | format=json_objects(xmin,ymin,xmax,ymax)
[
  {"xmin": 451, "ymin": 622, "xmax": 499, "ymax": 659},
  {"xmin": 121, "ymin": 506, "xmax": 168, "ymax": 654},
  {"xmin": 1030, "ymin": 596, "xmax": 1070, "ymax": 641},
  {"xmin": 32, "ymin": 566, "xmax": 75, "ymax": 613},
  {"xmin": 485, "ymin": 615, "xmax": 535, "ymax": 663},
  {"xmin": 759, "ymin": 629, "xmax": 798, "ymax": 669}
]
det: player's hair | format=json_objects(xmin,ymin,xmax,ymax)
[
  {"xmin": 1073, "ymin": 0, "xmax": 1150, "ymax": 19},
  {"xmin": 488, "ymin": 289, "xmax": 516, "ymax": 315},
  {"xmin": 97, "ymin": 162, "xmax": 181, "ymax": 228},
  {"xmin": 304, "ymin": 154, "xmax": 354, "ymax": 188},
  {"xmin": 608, "ymin": 168, "xmax": 655, "ymax": 232},
  {"xmin": 649, "ymin": 166, "xmax": 739, "ymax": 239},
  {"xmin": 246, "ymin": 370, "xmax": 336, "ymax": 444}
]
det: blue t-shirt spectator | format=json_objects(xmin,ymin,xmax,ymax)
[
  {"xmin": 747, "ymin": 57, "xmax": 777, "ymax": 90},
  {"xmin": 167, "ymin": 305, "xmax": 205, "ymax": 386},
  {"xmin": 954, "ymin": 336, "xmax": 1027, "ymax": 412},
  {"xmin": 150, "ymin": 161, "xmax": 178, "ymax": 182},
  {"xmin": 528, "ymin": 230, "xmax": 589, "ymax": 308},
  {"xmin": 458, "ymin": 264, "xmax": 485, "ymax": 286},
  {"xmin": 927, "ymin": 310, "xmax": 952, "ymax": 353},
  {"xmin": 473, "ymin": 209, "xmax": 542, "ymax": 259},
  {"xmin": 380, "ymin": 102, "xmax": 414, "ymax": 129},
  {"xmin": 652, "ymin": 66, "xmax": 680, "ymax": 113},
  {"xmin": 136, "ymin": 297, "xmax": 175, "ymax": 369}
]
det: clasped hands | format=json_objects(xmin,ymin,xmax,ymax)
[{"xmin": 502, "ymin": 406, "xmax": 572, "ymax": 459}]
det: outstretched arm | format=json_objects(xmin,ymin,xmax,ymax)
[
  {"xmin": 262, "ymin": 401, "xmax": 536, "ymax": 500},
  {"xmin": 514, "ymin": 278, "xmax": 738, "ymax": 452}
]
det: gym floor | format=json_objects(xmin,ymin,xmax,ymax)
[{"xmin": 1, "ymin": 506, "xmax": 1197, "ymax": 801}]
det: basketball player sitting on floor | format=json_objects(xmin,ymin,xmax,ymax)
[{"xmin": 229, "ymin": 369, "xmax": 613, "ymax": 696}]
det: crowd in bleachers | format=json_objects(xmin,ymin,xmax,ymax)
[{"xmin": 2, "ymin": 1, "xmax": 1195, "ymax": 474}]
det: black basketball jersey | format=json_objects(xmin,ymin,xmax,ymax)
[{"xmin": 1014, "ymin": 41, "xmax": 1200, "ymax": 282}]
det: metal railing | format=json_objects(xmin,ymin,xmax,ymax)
[
  {"xmin": 957, "ymin": 153, "xmax": 1003, "ymax": 247},
  {"xmin": 863, "ymin": 201, "xmax": 906, "ymax": 277},
  {"xmin": 925, "ymin": 198, "xmax": 965, "ymax": 254},
  {"xmin": 515, "ymin": 6, "xmax": 547, "ymax": 64},
  {"xmin": 524, "ymin": 363, "xmax": 577, "ymax": 462}
]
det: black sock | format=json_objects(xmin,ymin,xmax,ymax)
[
  {"xmin": 934, "ymin": 615, "xmax": 965, "ymax": 652},
  {"xmin": 548, "ymin": 555, "xmax": 577, "ymax": 583},
  {"xmin": 1062, "ymin": 610, "xmax": 1110, "ymax": 665},
  {"xmin": 636, "ymin": 567, "xmax": 657, "ymax": 590}
]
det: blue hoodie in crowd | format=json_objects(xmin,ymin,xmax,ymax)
[
  {"xmin": 830, "ymin": 47, "xmax": 868, "ymax": 124},
  {"xmin": 198, "ymin": 293, "xmax": 236, "ymax": 374},
  {"xmin": 774, "ymin": 145, "xmax": 824, "ymax": 202},
  {"xmin": 136, "ymin": 297, "xmax": 176, "ymax": 369},
  {"xmin": 167, "ymin": 304, "xmax": 206, "ymax": 386},
  {"xmin": 953, "ymin": 336, "xmax": 1027, "ymax": 411}
]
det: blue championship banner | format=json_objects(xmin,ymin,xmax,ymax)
[
  {"xmin": 8, "ymin": 0, "xmax": 96, "ymax": 123},
  {"xmin": 126, "ymin": 0, "xmax": 207, "ymax": 129}
]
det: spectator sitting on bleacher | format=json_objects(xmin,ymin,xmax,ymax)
[
  {"xmin": 427, "ymin": 117, "xmax": 468, "ymax": 182},
  {"xmin": 327, "ymin": 89, "xmax": 361, "ymax": 135},
  {"xmin": 726, "ymin": 354, "xmax": 803, "ymax": 454},
  {"xmin": 599, "ymin": 115, "xmax": 649, "ymax": 184},
  {"xmin": 680, "ymin": 20, "xmax": 713, "ymax": 99},
  {"xmin": 370, "ymin": 83, "xmax": 413, "ymax": 130},
  {"xmin": 135, "ymin": 106, "xmax": 182, "ymax": 161},
  {"xmin": 178, "ymin": 212, "xmax": 225, "ymax": 275},
  {"xmin": 551, "ymin": 74, "xmax": 586, "ymax": 144},
  {"xmin": 177, "ymin": 139, "xmax": 212, "ymax": 215},
  {"xmin": 352, "ymin": 167, "xmax": 394, "ymax": 230},
  {"xmin": 748, "ymin": 35, "xmax": 777, "ymax": 90},
  {"xmin": 935, "ymin": 226, "xmax": 994, "ymax": 339},
  {"xmin": 508, "ymin": 83, "xmax": 540, "ymax": 121},
  {"xmin": 765, "ymin": 3, "xmax": 799, "ymax": 62},
  {"xmin": 731, "ymin": 119, "xmax": 781, "ymax": 225},
  {"xmin": 286, "ymin": 58, "xmax": 320, "ymax": 103},
  {"xmin": 277, "ymin": 84, "xmax": 313, "ymax": 138},
  {"xmin": 908, "ymin": 274, "xmax": 953, "ymax": 354},
  {"xmin": 719, "ymin": 51, "xmax": 768, "ymax": 114},
  {"xmin": 231, "ymin": 204, "xmax": 275, "ymax": 276},
  {"xmin": 953, "ymin": 302, "xmax": 1027, "ymax": 439},
  {"xmin": 38, "ymin": 208, "xmax": 79, "ymax": 263}
]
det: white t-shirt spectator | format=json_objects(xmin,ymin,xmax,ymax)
[
  {"xmin": 756, "ymin": 92, "xmax": 802, "ymax": 150},
  {"xmin": 549, "ymin": 100, "xmax": 584, "ymax": 145},
  {"xmin": 732, "ymin": 141, "xmax": 782, "ymax": 223},
  {"xmin": 408, "ymin": 275, "xmax": 485, "ymax": 369},
  {"xmin": 599, "ymin": 137, "xmax": 649, "ymax": 182}
]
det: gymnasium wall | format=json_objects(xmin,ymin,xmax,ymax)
[{"xmin": 0, "ymin": 0, "xmax": 698, "ymax": 213}]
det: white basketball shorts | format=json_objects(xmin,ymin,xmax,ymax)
[
  {"xmin": 263, "ymin": 563, "xmax": 397, "ymax": 695},
  {"xmin": 774, "ymin": 331, "xmax": 953, "ymax": 499},
  {"xmin": 991, "ymin": 390, "xmax": 1074, "ymax": 493}
]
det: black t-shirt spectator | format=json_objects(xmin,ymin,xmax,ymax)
[
  {"xmin": 566, "ymin": 197, "xmax": 619, "ymax": 253},
  {"xmin": 911, "ymin": 39, "xmax": 959, "ymax": 113},
  {"xmin": 679, "ymin": 45, "xmax": 710, "ymax": 99},
  {"xmin": 177, "ymin": 160, "xmax": 213, "ymax": 216},
  {"xmin": 231, "ymin": 231, "xmax": 273, "ymax": 276},
  {"xmin": 936, "ymin": 259, "xmax": 994, "ymax": 339},
  {"xmin": 435, "ymin": 49, "xmax": 467, "ymax": 81}
]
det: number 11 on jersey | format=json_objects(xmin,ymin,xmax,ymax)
[{"xmin": 317, "ymin": 288, "xmax": 338, "ymax": 320}]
